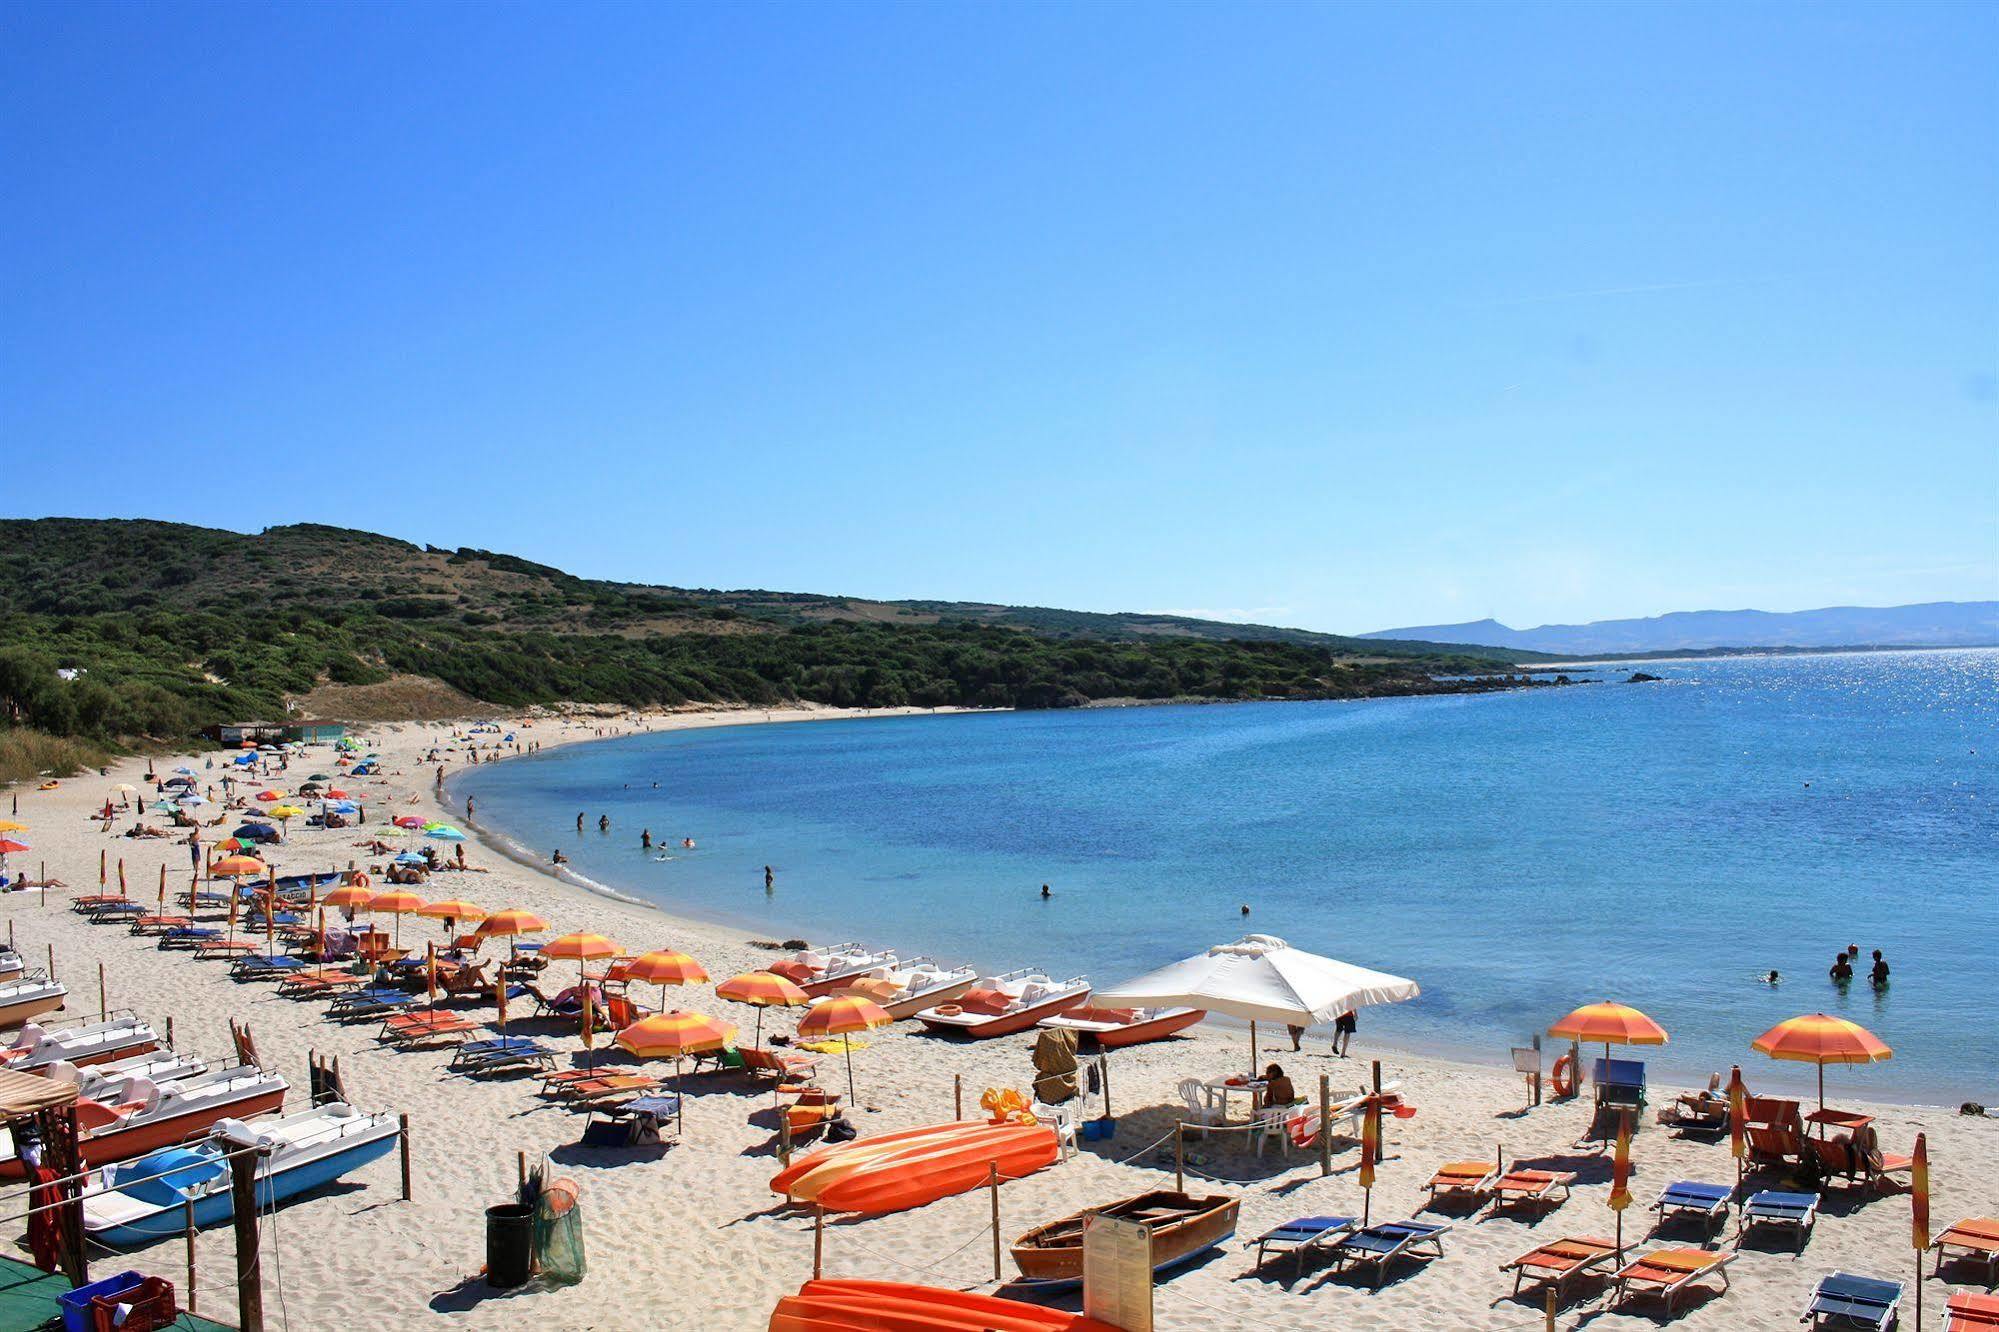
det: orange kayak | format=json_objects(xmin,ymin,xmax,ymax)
[
  {"xmin": 770, "ymin": 1279, "xmax": 1118, "ymax": 1331},
  {"xmin": 774, "ymin": 1121, "xmax": 1059, "ymax": 1214},
  {"xmin": 771, "ymin": 1121, "xmax": 979, "ymax": 1198}
]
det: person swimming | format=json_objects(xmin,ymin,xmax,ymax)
[{"xmin": 1762, "ymin": 970, "xmax": 1781, "ymax": 985}]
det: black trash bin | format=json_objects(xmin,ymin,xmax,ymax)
[{"xmin": 485, "ymin": 1202, "xmax": 535, "ymax": 1288}]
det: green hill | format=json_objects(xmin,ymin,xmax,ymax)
[{"xmin": 0, "ymin": 518, "xmax": 1531, "ymax": 744}]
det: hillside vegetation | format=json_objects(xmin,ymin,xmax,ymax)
[{"xmin": 0, "ymin": 518, "xmax": 1524, "ymax": 744}]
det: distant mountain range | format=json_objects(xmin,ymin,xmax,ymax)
[{"xmin": 1360, "ymin": 602, "xmax": 1999, "ymax": 657}]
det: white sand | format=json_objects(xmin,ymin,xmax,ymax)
[{"xmin": 1, "ymin": 706, "xmax": 1989, "ymax": 1331}]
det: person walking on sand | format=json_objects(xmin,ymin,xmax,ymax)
[
  {"xmin": 1288, "ymin": 1024, "xmax": 1304, "ymax": 1052},
  {"xmin": 1333, "ymin": 1009, "xmax": 1357, "ymax": 1057}
]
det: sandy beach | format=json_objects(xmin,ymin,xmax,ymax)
[{"xmin": 1, "ymin": 705, "xmax": 1989, "ymax": 1332}]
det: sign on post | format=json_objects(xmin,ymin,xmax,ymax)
[{"xmin": 1082, "ymin": 1212, "xmax": 1153, "ymax": 1332}]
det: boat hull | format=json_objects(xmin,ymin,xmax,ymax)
[
  {"xmin": 0, "ymin": 992, "xmax": 65, "ymax": 1030},
  {"xmin": 771, "ymin": 1279, "xmax": 1117, "ymax": 1332},
  {"xmin": 873, "ymin": 978, "xmax": 977, "ymax": 1021},
  {"xmin": 777, "ymin": 1122, "xmax": 1059, "ymax": 1215},
  {"xmin": 0, "ymin": 1087, "xmax": 288, "ymax": 1179},
  {"xmin": 916, "ymin": 990, "xmax": 1090, "ymax": 1039},
  {"xmin": 90, "ymin": 1129, "xmax": 400, "ymax": 1247},
  {"xmin": 1039, "ymin": 1007, "xmax": 1205, "ymax": 1048},
  {"xmin": 1011, "ymin": 1191, "xmax": 1239, "ymax": 1287}
]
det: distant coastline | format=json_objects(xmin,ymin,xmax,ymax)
[{"xmin": 1516, "ymin": 641, "xmax": 1996, "ymax": 669}]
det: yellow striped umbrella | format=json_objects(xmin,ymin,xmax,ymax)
[
  {"xmin": 797, "ymin": 995, "xmax": 892, "ymax": 1104},
  {"xmin": 1751, "ymin": 1013, "xmax": 1892, "ymax": 1111},
  {"xmin": 416, "ymin": 898, "xmax": 485, "ymax": 921},
  {"xmin": 321, "ymin": 884, "xmax": 374, "ymax": 913},
  {"xmin": 544, "ymin": 932, "xmax": 624, "ymax": 991},
  {"xmin": 1608, "ymin": 1111, "xmax": 1634, "ymax": 1248},
  {"xmin": 716, "ymin": 971, "xmax": 809, "ymax": 1047},
  {"xmin": 1549, "ymin": 1001, "xmax": 1669, "ymax": 1079},
  {"xmin": 625, "ymin": 950, "xmax": 709, "ymax": 1012},
  {"xmin": 476, "ymin": 909, "xmax": 549, "ymax": 938}
]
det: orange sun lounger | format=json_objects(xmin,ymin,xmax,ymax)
[
  {"xmin": 379, "ymin": 1009, "xmax": 475, "ymax": 1045},
  {"xmin": 1947, "ymin": 1291, "xmax": 1999, "ymax": 1332},
  {"xmin": 1489, "ymin": 1169, "xmax": 1577, "ymax": 1214},
  {"xmin": 1935, "ymin": 1218, "xmax": 1999, "ymax": 1283},
  {"xmin": 1611, "ymin": 1247, "xmax": 1733, "ymax": 1314},
  {"xmin": 1501, "ymin": 1235, "xmax": 1625, "ymax": 1299},
  {"xmin": 1423, "ymin": 1160, "xmax": 1499, "ymax": 1202}
]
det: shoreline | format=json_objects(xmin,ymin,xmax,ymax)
[{"xmin": 3, "ymin": 706, "xmax": 1988, "ymax": 1331}]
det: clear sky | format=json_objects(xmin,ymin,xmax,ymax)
[{"xmin": 4, "ymin": 2, "xmax": 1994, "ymax": 634}]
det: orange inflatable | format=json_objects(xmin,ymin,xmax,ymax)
[
  {"xmin": 770, "ymin": 1279, "xmax": 1118, "ymax": 1331},
  {"xmin": 772, "ymin": 1121, "xmax": 1059, "ymax": 1214}
]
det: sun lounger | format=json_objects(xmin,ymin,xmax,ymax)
[
  {"xmin": 742, "ymin": 1047, "xmax": 820, "ymax": 1081},
  {"xmin": 1662, "ymin": 1090, "xmax": 1729, "ymax": 1133},
  {"xmin": 378, "ymin": 1009, "xmax": 475, "ymax": 1046},
  {"xmin": 194, "ymin": 938, "xmax": 258, "ymax": 959},
  {"xmin": 1592, "ymin": 1057, "xmax": 1647, "ymax": 1113},
  {"xmin": 1488, "ymin": 1169, "xmax": 1576, "ymax": 1214},
  {"xmin": 1740, "ymin": 1189, "xmax": 1819, "ymax": 1251},
  {"xmin": 157, "ymin": 927, "xmax": 223, "ymax": 950},
  {"xmin": 1501, "ymin": 1235, "xmax": 1625, "ymax": 1300},
  {"xmin": 1803, "ymin": 1271, "xmax": 1903, "ymax": 1330},
  {"xmin": 327, "ymin": 987, "xmax": 414, "ymax": 1020},
  {"xmin": 451, "ymin": 1038, "xmax": 556, "ymax": 1077},
  {"xmin": 1948, "ymin": 1292, "xmax": 1999, "ymax": 1332},
  {"xmin": 1324, "ymin": 1220, "xmax": 1451, "ymax": 1288},
  {"xmin": 1934, "ymin": 1218, "xmax": 1999, "ymax": 1284},
  {"xmin": 1246, "ymin": 1215, "xmax": 1358, "ymax": 1279},
  {"xmin": 230, "ymin": 953, "xmax": 306, "ymax": 979},
  {"xmin": 1610, "ymin": 1247, "xmax": 1733, "ymax": 1314},
  {"xmin": 1743, "ymin": 1096, "xmax": 1807, "ymax": 1166},
  {"xmin": 1422, "ymin": 1160, "xmax": 1498, "ymax": 1205},
  {"xmin": 1654, "ymin": 1180, "xmax": 1733, "ymax": 1239},
  {"xmin": 131, "ymin": 914, "xmax": 193, "ymax": 935},
  {"xmin": 278, "ymin": 970, "xmax": 368, "ymax": 997},
  {"xmin": 555, "ymin": 1073, "xmax": 662, "ymax": 1106}
]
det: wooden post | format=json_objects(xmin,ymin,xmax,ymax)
[
  {"xmin": 1319, "ymin": 1074, "xmax": 1332, "ymax": 1177},
  {"xmin": 1174, "ymin": 1121, "xmax": 1185, "ymax": 1193},
  {"xmin": 778, "ymin": 1105, "xmax": 792, "ymax": 1165},
  {"xmin": 399, "ymin": 1113, "xmax": 412, "ymax": 1200},
  {"xmin": 184, "ymin": 1199, "xmax": 198, "ymax": 1314},
  {"xmin": 1545, "ymin": 1285, "xmax": 1556, "ymax": 1330},
  {"xmin": 954, "ymin": 1074, "xmax": 962, "ymax": 1120},
  {"xmin": 517, "ymin": 1150, "xmax": 527, "ymax": 1192},
  {"xmin": 1532, "ymin": 1034, "xmax": 1544, "ymax": 1107},
  {"xmin": 166, "ymin": 1016, "xmax": 174, "ymax": 1050},
  {"xmin": 227, "ymin": 1143, "xmax": 266, "ymax": 1332},
  {"xmin": 47, "ymin": 944, "xmax": 54, "ymax": 979},
  {"xmin": 1249, "ymin": 1020, "xmax": 1258, "ymax": 1077},
  {"xmin": 98, "ymin": 963, "xmax": 106, "ymax": 1022},
  {"xmin": 989, "ymin": 1163, "xmax": 1002, "ymax": 1282},
  {"xmin": 1100, "ymin": 1054, "xmax": 1112, "ymax": 1120},
  {"xmin": 813, "ymin": 1204, "xmax": 825, "ymax": 1278}
]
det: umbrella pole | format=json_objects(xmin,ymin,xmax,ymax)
[
  {"xmin": 845, "ymin": 1040, "xmax": 857, "ymax": 1106},
  {"xmin": 1249, "ymin": 1021, "xmax": 1257, "ymax": 1077}
]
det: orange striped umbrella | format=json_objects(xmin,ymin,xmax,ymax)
[
  {"xmin": 544, "ymin": 932, "xmax": 624, "ymax": 991},
  {"xmin": 624, "ymin": 949, "xmax": 709, "ymax": 1011},
  {"xmin": 615, "ymin": 1011, "xmax": 736, "ymax": 1060},
  {"xmin": 370, "ymin": 889, "xmax": 426, "ymax": 947},
  {"xmin": 1912, "ymin": 1132, "xmax": 1930, "ymax": 1251},
  {"xmin": 1752, "ymin": 1012, "xmax": 1892, "ymax": 1111},
  {"xmin": 798, "ymin": 995, "xmax": 892, "ymax": 1104},
  {"xmin": 322, "ymin": 884, "xmax": 374, "ymax": 913},
  {"xmin": 717, "ymin": 971, "xmax": 809, "ymax": 1047},
  {"xmin": 476, "ymin": 909, "xmax": 549, "ymax": 938},
  {"xmin": 211, "ymin": 855, "xmax": 266, "ymax": 878},
  {"xmin": 1608, "ymin": 1110, "xmax": 1634, "ymax": 1247},
  {"xmin": 1549, "ymin": 1001, "xmax": 1669, "ymax": 1079},
  {"xmin": 416, "ymin": 899, "xmax": 486, "ymax": 921}
]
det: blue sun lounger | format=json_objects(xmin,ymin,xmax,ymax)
[
  {"xmin": 1326, "ymin": 1220, "xmax": 1451, "ymax": 1288},
  {"xmin": 328, "ymin": 987, "xmax": 414, "ymax": 1020},
  {"xmin": 451, "ymin": 1037, "xmax": 556, "ymax": 1076},
  {"xmin": 1246, "ymin": 1215, "xmax": 1358, "ymax": 1279},
  {"xmin": 1803, "ymin": 1271, "xmax": 1903, "ymax": 1329},
  {"xmin": 1654, "ymin": 1181, "xmax": 1733, "ymax": 1239},
  {"xmin": 157, "ymin": 926, "xmax": 222, "ymax": 950},
  {"xmin": 1592, "ymin": 1057, "xmax": 1648, "ymax": 1113},
  {"xmin": 230, "ymin": 953, "xmax": 306, "ymax": 979},
  {"xmin": 1740, "ymin": 1190, "xmax": 1819, "ymax": 1252}
]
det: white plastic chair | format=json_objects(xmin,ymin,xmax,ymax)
[
  {"xmin": 1177, "ymin": 1078, "xmax": 1221, "ymax": 1137},
  {"xmin": 1252, "ymin": 1103, "xmax": 1293, "ymax": 1158}
]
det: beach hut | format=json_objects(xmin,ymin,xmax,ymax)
[{"xmin": 1093, "ymin": 934, "xmax": 1419, "ymax": 1070}]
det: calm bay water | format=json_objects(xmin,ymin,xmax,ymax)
[{"xmin": 456, "ymin": 649, "xmax": 1996, "ymax": 1102}]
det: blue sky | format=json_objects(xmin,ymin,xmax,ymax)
[{"xmin": 4, "ymin": 2, "xmax": 1993, "ymax": 634}]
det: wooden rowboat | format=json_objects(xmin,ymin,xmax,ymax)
[{"xmin": 1011, "ymin": 1190, "xmax": 1239, "ymax": 1287}]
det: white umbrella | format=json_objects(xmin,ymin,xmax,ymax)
[{"xmin": 1095, "ymin": 934, "xmax": 1419, "ymax": 1069}]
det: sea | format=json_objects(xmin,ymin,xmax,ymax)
[{"xmin": 453, "ymin": 648, "xmax": 1997, "ymax": 1103}]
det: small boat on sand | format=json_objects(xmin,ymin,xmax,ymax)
[
  {"xmin": 914, "ymin": 971, "xmax": 1090, "ymax": 1039},
  {"xmin": 0, "ymin": 1063, "xmax": 288, "ymax": 1178},
  {"xmin": 84, "ymin": 1102, "xmax": 400, "ymax": 1246},
  {"xmin": 0, "ymin": 974, "xmax": 66, "ymax": 1030},
  {"xmin": 46, "ymin": 1050, "xmax": 210, "ymax": 1096},
  {"xmin": 1036, "ymin": 1005, "xmax": 1205, "ymax": 1048},
  {"xmin": 825, "ymin": 958, "xmax": 979, "ymax": 1020},
  {"xmin": 770, "ymin": 944, "xmax": 901, "ymax": 998},
  {"xmin": 773, "ymin": 1120, "xmax": 1060, "ymax": 1214},
  {"xmin": 1, "ymin": 1016, "xmax": 160, "ymax": 1072},
  {"xmin": 1011, "ymin": 1190, "xmax": 1240, "ymax": 1287},
  {"xmin": 0, "ymin": 947, "xmax": 23, "ymax": 982}
]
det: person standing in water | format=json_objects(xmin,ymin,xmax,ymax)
[
  {"xmin": 765, "ymin": 865, "xmax": 775, "ymax": 892},
  {"xmin": 1870, "ymin": 950, "xmax": 1891, "ymax": 988},
  {"xmin": 576, "ymin": 812, "xmax": 584, "ymax": 832},
  {"xmin": 641, "ymin": 829, "xmax": 651, "ymax": 850}
]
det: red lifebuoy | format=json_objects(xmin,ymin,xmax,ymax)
[
  {"xmin": 349, "ymin": 872, "xmax": 371, "ymax": 888},
  {"xmin": 1551, "ymin": 1054, "xmax": 1576, "ymax": 1099}
]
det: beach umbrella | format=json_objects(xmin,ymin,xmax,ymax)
[
  {"xmin": 797, "ymin": 994, "xmax": 892, "ymax": 1104},
  {"xmin": 0, "ymin": 820, "xmax": 26, "ymax": 833},
  {"xmin": 543, "ymin": 932, "xmax": 623, "ymax": 994},
  {"xmin": 1751, "ymin": 1013, "xmax": 1892, "ymax": 1113},
  {"xmin": 370, "ymin": 889, "xmax": 426, "ymax": 946},
  {"xmin": 476, "ymin": 909, "xmax": 548, "ymax": 938},
  {"xmin": 393, "ymin": 851, "xmax": 427, "ymax": 865},
  {"xmin": 269, "ymin": 805, "xmax": 304, "ymax": 822},
  {"xmin": 716, "ymin": 971, "xmax": 809, "ymax": 1048},
  {"xmin": 1607, "ymin": 1110, "xmax": 1635, "ymax": 1249},
  {"xmin": 393, "ymin": 816, "xmax": 425, "ymax": 829},
  {"xmin": 324, "ymin": 788, "xmax": 351, "ymax": 800},
  {"xmin": 616, "ymin": 1011, "xmax": 736, "ymax": 1061},
  {"xmin": 176, "ymin": 794, "xmax": 206, "ymax": 807},
  {"xmin": 425, "ymin": 826, "xmax": 467, "ymax": 842},
  {"xmin": 211, "ymin": 854, "xmax": 265, "ymax": 878},
  {"xmin": 1358, "ymin": 1090, "xmax": 1381, "ymax": 1225},
  {"xmin": 255, "ymin": 790, "xmax": 286, "ymax": 803},
  {"xmin": 1912, "ymin": 1132, "xmax": 1931, "ymax": 1327},
  {"xmin": 1093, "ymin": 933, "xmax": 1419, "ymax": 1073},
  {"xmin": 418, "ymin": 898, "xmax": 487, "ymax": 929},
  {"xmin": 1726, "ymin": 1064, "xmax": 1749, "ymax": 1193},
  {"xmin": 1548, "ymin": 1001, "xmax": 1669, "ymax": 1086},
  {"xmin": 623, "ymin": 950, "xmax": 710, "ymax": 1012},
  {"xmin": 0, "ymin": 838, "xmax": 30, "ymax": 855},
  {"xmin": 322, "ymin": 883, "xmax": 374, "ymax": 915}
]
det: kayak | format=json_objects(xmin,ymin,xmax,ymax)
[
  {"xmin": 774, "ymin": 1120, "xmax": 1059, "ymax": 1214},
  {"xmin": 770, "ymin": 1279, "xmax": 1118, "ymax": 1331}
]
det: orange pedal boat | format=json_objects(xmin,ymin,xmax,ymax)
[
  {"xmin": 772, "ymin": 1120, "xmax": 1059, "ymax": 1214},
  {"xmin": 770, "ymin": 1279, "xmax": 1117, "ymax": 1331}
]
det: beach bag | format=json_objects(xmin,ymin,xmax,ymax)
[{"xmin": 533, "ymin": 1177, "xmax": 586, "ymax": 1286}]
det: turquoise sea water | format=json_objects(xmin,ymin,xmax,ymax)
[{"xmin": 455, "ymin": 649, "xmax": 1996, "ymax": 1102}]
